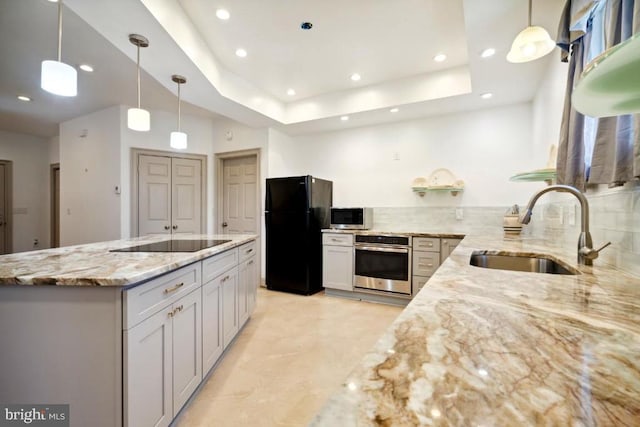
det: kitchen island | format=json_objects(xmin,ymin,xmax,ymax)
[
  {"xmin": 0, "ymin": 234, "xmax": 258, "ymax": 427},
  {"xmin": 311, "ymin": 231, "xmax": 640, "ymax": 425}
]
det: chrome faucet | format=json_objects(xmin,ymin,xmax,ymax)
[{"xmin": 519, "ymin": 185, "xmax": 611, "ymax": 266}]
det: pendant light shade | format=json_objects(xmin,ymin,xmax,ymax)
[
  {"xmin": 127, "ymin": 34, "xmax": 150, "ymax": 132},
  {"xmin": 170, "ymin": 75, "xmax": 188, "ymax": 150},
  {"xmin": 507, "ymin": 0, "xmax": 556, "ymax": 63},
  {"xmin": 41, "ymin": 0, "xmax": 77, "ymax": 97}
]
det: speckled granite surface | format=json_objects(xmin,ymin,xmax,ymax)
[
  {"xmin": 312, "ymin": 231, "xmax": 640, "ymax": 426},
  {"xmin": 0, "ymin": 234, "xmax": 256, "ymax": 286}
]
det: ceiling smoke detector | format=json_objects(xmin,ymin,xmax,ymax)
[{"xmin": 300, "ymin": 22, "xmax": 313, "ymax": 30}]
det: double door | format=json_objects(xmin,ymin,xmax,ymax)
[{"xmin": 138, "ymin": 154, "xmax": 202, "ymax": 236}]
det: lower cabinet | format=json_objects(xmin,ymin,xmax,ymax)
[
  {"xmin": 124, "ymin": 238, "xmax": 259, "ymax": 427},
  {"xmin": 440, "ymin": 238, "xmax": 462, "ymax": 263},
  {"xmin": 322, "ymin": 233, "xmax": 354, "ymax": 291},
  {"xmin": 124, "ymin": 287, "xmax": 202, "ymax": 427}
]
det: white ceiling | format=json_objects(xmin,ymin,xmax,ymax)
[{"xmin": 0, "ymin": 0, "xmax": 565, "ymax": 138}]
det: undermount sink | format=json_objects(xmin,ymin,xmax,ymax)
[{"xmin": 469, "ymin": 252, "xmax": 578, "ymax": 275}]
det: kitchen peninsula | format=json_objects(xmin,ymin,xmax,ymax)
[
  {"xmin": 0, "ymin": 234, "xmax": 258, "ymax": 427},
  {"xmin": 312, "ymin": 231, "xmax": 640, "ymax": 425}
]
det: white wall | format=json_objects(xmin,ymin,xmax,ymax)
[
  {"xmin": 0, "ymin": 130, "xmax": 50, "ymax": 252},
  {"xmin": 532, "ymin": 58, "xmax": 568, "ymax": 167},
  {"xmin": 120, "ymin": 107, "xmax": 216, "ymax": 237},
  {"xmin": 59, "ymin": 106, "xmax": 121, "ymax": 246},
  {"xmin": 270, "ymin": 103, "xmax": 542, "ymax": 207}
]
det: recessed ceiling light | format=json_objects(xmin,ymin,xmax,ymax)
[
  {"xmin": 481, "ymin": 92, "xmax": 493, "ymax": 99},
  {"xmin": 235, "ymin": 48, "xmax": 247, "ymax": 58},
  {"xmin": 17, "ymin": 95, "xmax": 31, "ymax": 102},
  {"xmin": 390, "ymin": 108, "xmax": 399, "ymax": 113},
  {"xmin": 350, "ymin": 73, "xmax": 361, "ymax": 81},
  {"xmin": 433, "ymin": 53, "xmax": 447, "ymax": 62},
  {"xmin": 340, "ymin": 116, "xmax": 349, "ymax": 121},
  {"xmin": 79, "ymin": 64, "xmax": 94, "ymax": 72},
  {"xmin": 481, "ymin": 48, "xmax": 496, "ymax": 58},
  {"xmin": 216, "ymin": 9, "xmax": 230, "ymax": 20},
  {"xmin": 287, "ymin": 88, "xmax": 296, "ymax": 96},
  {"xmin": 47, "ymin": 0, "xmax": 59, "ymax": 2}
]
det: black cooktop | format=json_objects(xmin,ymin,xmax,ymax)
[{"xmin": 111, "ymin": 239, "xmax": 232, "ymax": 253}]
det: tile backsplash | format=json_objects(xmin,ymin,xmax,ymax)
[
  {"xmin": 372, "ymin": 181, "xmax": 639, "ymax": 278},
  {"xmin": 528, "ymin": 183, "xmax": 640, "ymax": 277}
]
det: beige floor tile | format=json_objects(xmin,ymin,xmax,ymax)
[{"xmin": 175, "ymin": 287, "xmax": 401, "ymax": 427}]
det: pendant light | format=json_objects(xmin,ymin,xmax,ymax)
[
  {"xmin": 170, "ymin": 75, "xmax": 188, "ymax": 149},
  {"xmin": 507, "ymin": 0, "xmax": 556, "ymax": 63},
  {"xmin": 127, "ymin": 34, "xmax": 151, "ymax": 132},
  {"xmin": 41, "ymin": 0, "xmax": 77, "ymax": 97}
]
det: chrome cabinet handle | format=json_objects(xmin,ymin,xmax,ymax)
[
  {"xmin": 246, "ymin": 248, "xmax": 253, "ymax": 254},
  {"xmin": 248, "ymin": 260, "xmax": 254, "ymax": 265},
  {"xmin": 221, "ymin": 275, "xmax": 230, "ymax": 282},
  {"xmin": 164, "ymin": 282, "xmax": 184, "ymax": 294}
]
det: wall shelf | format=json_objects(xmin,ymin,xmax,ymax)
[
  {"xmin": 509, "ymin": 168, "xmax": 556, "ymax": 185},
  {"xmin": 412, "ymin": 168, "xmax": 464, "ymax": 196},
  {"xmin": 572, "ymin": 32, "xmax": 640, "ymax": 117}
]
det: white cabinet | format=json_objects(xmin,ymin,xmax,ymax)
[
  {"xmin": 202, "ymin": 275, "xmax": 223, "ymax": 374},
  {"xmin": 221, "ymin": 267, "xmax": 239, "ymax": 349},
  {"xmin": 412, "ymin": 237, "xmax": 441, "ymax": 296},
  {"xmin": 124, "ymin": 287, "xmax": 202, "ymax": 427},
  {"xmin": 322, "ymin": 233, "xmax": 354, "ymax": 291},
  {"xmin": 238, "ymin": 255, "xmax": 257, "ymax": 326},
  {"xmin": 440, "ymin": 238, "xmax": 462, "ymax": 263}
]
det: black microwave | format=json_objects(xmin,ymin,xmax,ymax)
[{"xmin": 330, "ymin": 207, "xmax": 373, "ymax": 230}]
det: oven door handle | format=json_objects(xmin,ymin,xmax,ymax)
[{"xmin": 355, "ymin": 245, "xmax": 409, "ymax": 254}]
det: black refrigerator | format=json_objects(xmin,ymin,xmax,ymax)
[{"xmin": 265, "ymin": 175, "xmax": 333, "ymax": 295}]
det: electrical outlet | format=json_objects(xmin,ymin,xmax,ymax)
[
  {"xmin": 455, "ymin": 208, "xmax": 464, "ymax": 220},
  {"xmin": 393, "ymin": 151, "xmax": 400, "ymax": 160}
]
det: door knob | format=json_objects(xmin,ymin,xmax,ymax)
[
  {"xmin": 172, "ymin": 225, "xmax": 178, "ymax": 230},
  {"xmin": 164, "ymin": 225, "xmax": 170, "ymax": 230},
  {"xmin": 222, "ymin": 222, "xmax": 228, "ymax": 227}
]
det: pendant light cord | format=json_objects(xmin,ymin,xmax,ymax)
[
  {"xmin": 136, "ymin": 45, "xmax": 141, "ymax": 108},
  {"xmin": 57, "ymin": 0, "xmax": 63, "ymax": 62},
  {"xmin": 528, "ymin": 0, "xmax": 532, "ymax": 27},
  {"xmin": 177, "ymin": 83, "xmax": 182, "ymax": 132}
]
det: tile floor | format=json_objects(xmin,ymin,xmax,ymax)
[{"xmin": 175, "ymin": 287, "xmax": 402, "ymax": 427}]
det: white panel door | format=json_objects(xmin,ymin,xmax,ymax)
[
  {"xmin": 124, "ymin": 308, "xmax": 173, "ymax": 427},
  {"xmin": 0, "ymin": 164, "xmax": 6, "ymax": 255},
  {"xmin": 222, "ymin": 156, "xmax": 257, "ymax": 234},
  {"xmin": 171, "ymin": 158, "xmax": 201, "ymax": 235},
  {"xmin": 139, "ymin": 155, "xmax": 172, "ymax": 236},
  {"xmin": 172, "ymin": 289, "xmax": 202, "ymax": 415}
]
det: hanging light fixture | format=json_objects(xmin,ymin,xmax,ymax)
[
  {"xmin": 170, "ymin": 75, "xmax": 188, "ymax": 149},
  {"xmin": 127, "ymin": 34, "xmax": 151, "ymax": 131},
  {"xmin": 507, "ymin": 0, "xmax": 556, "ymax": 63},
  {"xmin": 41, "ymin": 0, "xmax": 77, "ymax": 97}
]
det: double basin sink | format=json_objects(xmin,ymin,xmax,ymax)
[{"xmin": 469, "ymin": 252, "xmax": 578, "ymax": 275}]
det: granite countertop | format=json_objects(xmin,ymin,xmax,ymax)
[
  {"xmin": 322, "ymin": 228, "xmax": 466, "ymax": 239},
  {"xmin": 312, "ymin": 231, "xmax": 640, "ymax": 425},
  {"xmin": 0, "ymin": 234, "xmax": 256, "ymax": 287}
]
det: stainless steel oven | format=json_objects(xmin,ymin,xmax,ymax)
[{"xmin": 354, "ymin": 234, "xmax": 412, "ymax": 296}]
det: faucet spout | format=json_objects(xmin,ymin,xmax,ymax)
[{"xmin": 519, "ymin": 185, "xmax": 607, "ymax": 266}]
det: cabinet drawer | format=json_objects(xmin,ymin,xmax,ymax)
[
  {"xmin": 202, "ymin": 248, "xmax": 238, "ymax": 284},
  {"xmin": 238, "ymin": 240, "xmax": 257, "ymax": 263},
  {"xmin": 413, "ymin": 251, "xmax": 440, "ymax": 276},
  {"xmin": 412, "ymin": 275, "xmax": 430, "ymax": 296},
  {"xmin": 413, "ymin": 237, "xmax": 440, "ymax": 252},
  {"xmin": 322, "ymin": 233, "xmax": 354, "ymax": 246},
  {"xmin": 124, "ymin": 263, "xmax": 201, "ymax": 330}
]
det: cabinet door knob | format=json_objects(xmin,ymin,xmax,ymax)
[
  {"xmin": 164, "ymin": 225, "xmax": 170, "ymax": 230},
  {"xmin": 222, "ymin": 222, "xmax": 228, "ymax": 227},
  {"xmin": 172, "ymin": 225, "xmax": 178, "ymax": 230}
]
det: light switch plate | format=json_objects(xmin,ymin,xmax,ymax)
[{"xmin": 455, "ymin": 208, "xmax": 464, "ymax": 220}]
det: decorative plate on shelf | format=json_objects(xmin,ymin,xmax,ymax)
[{"xmin": 427, "ymin": 168, "xmax": 457, "ymax": 187}]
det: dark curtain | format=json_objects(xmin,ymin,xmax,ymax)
[{"xmin": 556, "ymin": 0, "xmax": 640, "ymax": 188}]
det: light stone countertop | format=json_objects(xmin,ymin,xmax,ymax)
[
  {"xmin": 312, "ymin": 231, "xmax": 640, "ymax": 425},
  {"xmin": 0, "ymin": 234, "xmax": 257, "ymax": 287}
]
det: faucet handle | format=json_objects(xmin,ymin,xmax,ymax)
[{"xmin": 580, "ymin": 241, "xmax": 612, "ymax": 260}]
